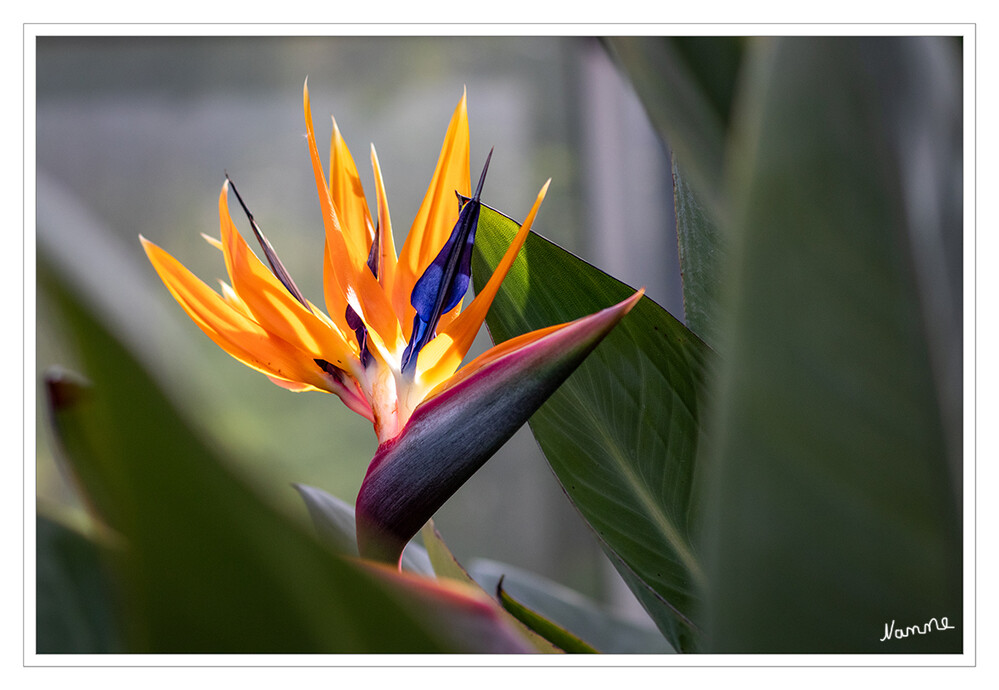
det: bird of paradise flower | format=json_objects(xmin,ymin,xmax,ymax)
[{"xmin": 141, "ymin": 81, "xmax": 642, "ymax": 564}]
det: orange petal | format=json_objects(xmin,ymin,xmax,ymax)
[
  {"xmin": 141, "ymin": 236, "xmax": 337, "ymax": 391},
  {"xmin": 423, "ymin": 324, "xmax": 563, "ymax": 401},
  {"xmin": 328, "ymin": 115, "xmax": 375, "ymax": 265},
  {"xmin": 415, "ymin": 180, "xmax": 549, "ymax": 385},
  {"xmin": 303, "ymin": 81, "xmax": 364, "ymax": 331},
  {"xmin": 305, "ymin": 81, "xmax": 404, "ymax": 354},
  {"xmin": 394, "ymin": 90, "xmax": 470, "ymax": 330},
  {"xmin": 217, "ymin": 183, "xmax": 360, "ymax": 375},
  {"xmin": 370, "ymin": 145, "xmax": 398, "ymax": 294},
  {"xmin": 200, "ymin": 233, "xmax": 223, "ymax": 251},
  {"xmin": 321, "ymin": 246, "xmax": 354, "ymax": 343},
  {"xmin": 267, "ymin": 375, "xmax": 321, "ymax": 393}
]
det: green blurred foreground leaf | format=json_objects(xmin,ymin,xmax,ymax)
[
  {"xmin": 472, "ymin": 206, "xmax": 713, "ymax": 652},
  {"xmin": 293, "ymin": 487, "xmax": 580, "ymax": 654},
  {"xmin": 36, "ymin": 513, "xmax": 123, "ymax": 653},
  {"xmin": 701, "ymin": 37, "xmax": 962, "ymax": 653},
  {"xmin": 39, "ymin": 260, "xmax": 534, "ymax": 653}
]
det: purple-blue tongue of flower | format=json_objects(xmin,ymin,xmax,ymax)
[
  {"xmin": 345, "ymin": 221, "xmax": 383, "ymax": 368},
  {"xmin": 401, "ymin": 149, "xmax": 493, "ymax": 375}
]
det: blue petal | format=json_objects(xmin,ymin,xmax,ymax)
[{"xmin": 401, "ymin": 150, "xmax": 492, "ymax": 374}]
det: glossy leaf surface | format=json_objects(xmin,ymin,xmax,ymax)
[{"xmin": 471, "ymin": 206, "xmax": 713, "ymax": 652}]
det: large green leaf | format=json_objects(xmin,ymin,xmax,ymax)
[
  {"xmin": 471, "ymin": 207, "xmax": 713, "ymax": 652},
  {"xmin": 39, "ymin": 260, "xmax": 534, "ymax": 654},
  {"xmin": 604, "ymin": 37, "xmax": 744, "ymax": 213},
  {"xmin": 606, "ymin": 38, "xmax": 744, "ymax": 349},
  {"xmin": 700, "ymin": 37, "xmax": 962, "ymax": 653},
  {"xmin": 672, "ymin": 153, "xmax": 725, "ymax": 349}
]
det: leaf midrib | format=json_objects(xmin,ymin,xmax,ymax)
[{"xmin": 554, "ymin": 378, "xmax": 706, "ymax": 590}]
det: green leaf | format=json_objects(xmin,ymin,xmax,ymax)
[
  {"xmin": 604, "ymin": 37, "xmax": 744, "ymax": 212},
  {"xmin": 35, "ymin": 513, "xmax": 124, "ymax": 653},
  {"xmin": 292, "ymin": 484, "xmax": 359, "ymax": 555},
  {"xmin": 293, "ymin": 483, "xmax": 435, "ymax": 576},
  {"xmin": 607, "ymin": 38, "xmax": 742, "ymax": 348},
  {"xmin": 468, "ymin": 559, "xmax": 674, "ymax": 654},
  {"xmin": 471, "ymin": 206, "xmax": 713, "ymax": 652},
  {"xmin": 495, "ymin": 579, "xmax": 598, "ymax": 654},
  {"xmin": 421, "ymin": 520, "xmax": 478, "ymax": 585},
  {"xmin": 672, "ymin": 153, "xmax": 725, "ymax": 348},
  {"xmin": 40, "ymin": 259, "xmax": 535, "ymax": 653},
  {"xmin": 420, "ymin": 521, "xmax": 563, "ymax": 654},
  {"xmin": 700, "ymin": 37, "xmax": 962, "ymax": 653},
  {"xmin": 668, "ymin": 37, "xmax": 745, "ymax": 127}
]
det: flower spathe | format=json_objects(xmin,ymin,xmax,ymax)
[{"xmin": 142, "ymin": 81, "xmax": 639, "ymax": 450}]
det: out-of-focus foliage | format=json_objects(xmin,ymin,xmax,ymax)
[
  {"xmin": 602, "ymin": 36, "xmax": 963, "ymax": 653},
  {"xmin": 40, "ymin": 259, "xmax": 535, "ymax": 653},
  {"xmin": 35, "ymin": 514, "xmax": 123, "ymax": 654},
  {"xmin": 702, "ymin": 37, "xmax": 962, "ymax": 653}
]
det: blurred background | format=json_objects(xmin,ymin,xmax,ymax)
[{"xmin": 35, "ymin": 36, "xmax": 683, "ymax": 612}]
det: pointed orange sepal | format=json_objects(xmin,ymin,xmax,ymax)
[{"xmin": 393, "ymin": 90, "xmax": 470, "ymax": 331}]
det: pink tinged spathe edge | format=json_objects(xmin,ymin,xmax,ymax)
[{"xmin": 355, "ymin": 289, "xmax": 644, "ymax": 565}]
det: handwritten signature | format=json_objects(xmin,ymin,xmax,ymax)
[{"xmin": 881, "ymin": 616, "xmax": 955, "ymax": 642}]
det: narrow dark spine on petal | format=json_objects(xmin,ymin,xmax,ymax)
[{"xmin": 226, "ymin": 174, "xmax": 313, "ymax": 313}]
